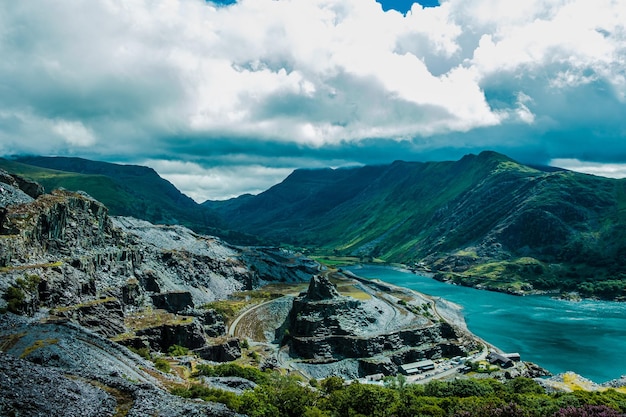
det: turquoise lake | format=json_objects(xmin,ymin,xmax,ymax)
[{"xmin": 345, "ymin": 265, "xmax": 626, "ymax": 383}]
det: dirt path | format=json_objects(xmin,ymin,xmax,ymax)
[{"xmin": 228, "ymin": 299, "xmax": 275, "ymax": 338}]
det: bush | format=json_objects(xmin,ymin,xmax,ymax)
[
  {"xmin": 4, "ymin": 286, "xmax": 25, "ymax": 314},
  {"xmin": 167, "ymin": 344, "xmax": 189, "ymax": 356},
  {"xmin": 196, "ymin": 363, "xmax": 270, "ymax": 385},
  {"xmin": 552, "ymin": 405, "xmax": 624, "ymax": 417},
  {"xmin": 171, "ymin": 384, "xmax": 240, "ymax": 409},
  {"xmin": 129, "ymin": 346, "xmax": 151, "ymax": 360},
  {"xmin": 2, "ymin": 274, "xmax": 40, "ymax": 314},
  {"xmin": 153, "ymin": 357, "xmax": 170, "ymax": 373}
]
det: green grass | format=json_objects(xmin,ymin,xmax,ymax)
[
  {"xmin": 51, "ymin": 296, "xmax": 118, "ymax": 314},
  {"xmin": 311, "ymin": 256, "xmax": 362, "ymax": 267},
  {"xmin": 0, "ymin": 157, "xmax": 224, "ymax": 234}
]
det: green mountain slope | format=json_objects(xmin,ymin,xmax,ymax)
[
  {"xmin": 0, "ymin": 157, "xmax": 225, "ymax": 235},
  {"xmin": 207, "ymin": 151, "xmax": 626, "ymax": 299}
]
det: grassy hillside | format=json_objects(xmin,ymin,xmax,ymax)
[
  {"xmin": 208, "ymin": 151, "xmax": 626, "ymax": 299},
  {"xmin": 5, "ymin": 152, "xmax": 626, "ymax": 299},
  {"xmin": 0, "ymin": 157, "xmax": 226, "ymax": 236}
]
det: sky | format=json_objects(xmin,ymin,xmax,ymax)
[{"xmin": 1, "ymin": 0, "xmax": 626, "ymax": 201}]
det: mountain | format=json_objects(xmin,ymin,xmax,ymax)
[
  {"xmin": 0, "ymin": 156, "xmax": 267, "ymax": 244},
  {"xmin": 206, "ymin": 151, "xmax": 626, "ymax": 299}
]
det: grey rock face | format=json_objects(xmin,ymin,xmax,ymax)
[
  {"xmin": 55, "ymin": 297, "xmax": 126, "ymax": 337},
  {"xmin": 151, "ymin": 291, "xmax": 194, "ymax": 313},
  {"xmin": 0, "ymin": 352, "xmax": 116, "ymax": 417},
  {"xmin": 0, "ymin": 315, "xmax": 243, "ymax": 417},
  {"xmin": 132, "ymin": 320, "xmax": 209, "ymax": 352},
  {"xmin": 195, "ymin": 338, "xmax": 242, "ymax": 362},
  {"xmin": 0, "ymin": 187, "xmax": 315, "ymax": 344},
  {"xmin": 305, "ymin": 275, "xmax": 340, "ymax": 300}
]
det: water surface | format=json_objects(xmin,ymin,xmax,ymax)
[{"xmin": 346, "ymin": 264, "xmax": 626, "ymax": 383}]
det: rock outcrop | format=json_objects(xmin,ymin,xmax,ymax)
[
  {"xmin": 151, "ymin": 291, "xmax": 194, "ymax": 313},
  {"xmin": 0, "ymin": 175, "xmax": 316, "ymax": 353},
  {"xmin": 0, "ymin": 314, "xmax": 242, "ymax": 417},
  {"xmin": 195, "ymin": 338, "xmax": 242, "ymax": 362},
  {"xmin": 284, "ymin": 275, "xmax": 477, "ymax": 375}
]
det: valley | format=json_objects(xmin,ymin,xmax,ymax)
[
  {"xmin": 5, "ymin": 151, "xmax": 626, "ymax": 300},
  {"xmin": 2, "ymin": 155, "xmax": 626, "ymax": 416}
]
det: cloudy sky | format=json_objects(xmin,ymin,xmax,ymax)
[{"xmin": 1, "ymin": 0, "xmax": 626, "ymax": 201}]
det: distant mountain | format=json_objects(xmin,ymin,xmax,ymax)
[
  {"xmin": 5, "ymin": 152, "xmax": 626, "ymax": 299},
  {"xmin": 0, "ymin": 156, "xmax": 226, "ymax": 234},
  {"xmin": 206, "ymin": 151, "xmax": 626, "ymax": 299}
]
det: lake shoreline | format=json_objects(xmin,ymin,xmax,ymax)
[{"xmin": 344, "ymin": 264, "xmax": 626, "ymax": 384}]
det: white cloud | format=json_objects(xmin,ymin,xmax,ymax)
[
  {"xmin": 53, "ymin": 121, "xmax": 97, "ymax": 147},
  {"xmin": 143, "ymin": 159, "xmax": 294, "ymax": 201},
  {"xmin": 551, "ymin": 158, "xmax": 626, "ymax": 179},
  {"xmin": 1, "ymin": 0, "xmax": 626, "ymax": 199}
]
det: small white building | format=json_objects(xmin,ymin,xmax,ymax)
[{"xmin": 365, "ymin": 373, "xmax": 385, "ymax": 382}]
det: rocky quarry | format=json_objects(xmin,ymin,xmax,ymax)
[
  {"xmin": 276, "ymin": 274, "xmax": 479, "ymax": 378},
  {"xmin": 0, "ymin": 169, "xmax": 317, "ymax": 416}
]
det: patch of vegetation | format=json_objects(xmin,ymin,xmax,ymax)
[
  {"xmin": 311, "ymin": 256, "xmax": 362, "ymax": 267},
  {"xmin": 167, "ymin": 344, "xmax": 189, "ymax": 357},
  {"xmin": 201, "ymin": 289, "xmax": 283, "ymax": 323},
  {"xmin": 152, "ymin": 357, "xmax": 171, "ymax": 373},
  {"xmin": 170, "ymin": 384, "xmax": 241, "ymax": 408},
  {"xmin": 335, "ymin": 283, "xmax": 371, "ymax": 300},
  {"xmin": 51, "ymin": 296, "xmax": 118, "ymax": 314},
  {"xmin": 195, "ymin": 363, "xmax": 271, "ymax": 385},
  {"xmin": 170, "ymin": 373, "xmax": 626, "ymax": 417},
  {"xmin": 0, "ymin": 332, "xmax": 26, "ymax": 352},
  {"xmin": 172, "ymin": 372, "xmax": 626, "ymax": 417},
  {"xmin": 128, "ymin": 346, "xmax": 151, "ymax": 360},
  {"xmin": 20, "ymin": 338, "xmax": 59, "ymax": 359},
  {"xmin": 200, "ymin": 300, "xmax": 247, "ymax": 322},
  {"xmin": 123, "ymin": 309, "xmax": 194, "ymax": 331},
  {"xmin": 2, "ymin": 274, "xmax": 40, "ymax": 314},
  {"xmin": 0, "ymin": 261, "xmax": 63, "ymax": 274}
]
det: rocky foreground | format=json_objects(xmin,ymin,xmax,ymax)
[
  {"xmin": 0, "ymin": 169, "xmax": 317, "ymax": 415},
  {"xmin": 0, "ymin": 314, "xmax": 242, "ymax": 417}
]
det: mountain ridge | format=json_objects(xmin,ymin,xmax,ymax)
[
  {"xmin": 207, "ymin": 151, "xmax": 626, "ymax": 299},
  {"xmin": 3, "ymin": 151, "xmax": 626, "ymax": 299}
]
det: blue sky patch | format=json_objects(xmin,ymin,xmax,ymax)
[{"xmin": 377, "ymin": 0, "xmax": 439, "ymax": 14}]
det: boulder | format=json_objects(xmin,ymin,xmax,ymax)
[
  {"xmin": 151, "ymin": 291, "xmax": 194, "ymax": 313},
  {"xmin": 195, "ymin": 338, "xmax": 241, "ymax": 362},
  {"xmin": 55, "ymin": 298, "xmax": 125, "ymax": 337},
  {"xmin": 11, "ymin": 174, "xmax": 45, "ymax": 199},
  {"xmin": 135, "ymin": 320, "xmax": 207, "ymax": 352},
  {"xmin": 199, "ymin": 309, "xmax": 226, "ymax": 337}
]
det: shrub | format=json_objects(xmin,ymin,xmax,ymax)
[
  {"xmin": 171, "ymin": 384, "xmax": 240, "ymax": 409},
  {"xmin": 2, "ymin": 274, "xmax": 40, "ymax": 314},
  {"xmin": 167, "ymin": 344, "xmax": 189, "ymax": 356},
  {"xmin": 552, "ymin": 405, "xmax": 624, "ymax": 417},
  {"xmin": 153, "ymin": 357, "xmax": 170, "ymax": 373},
  {"xmin": 196, "ymin": 363, "xmax": 270, "ymax": 385},
  {"xmin": 129, "ymin": 346, "xmax": 151, "ymax": 360}
]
